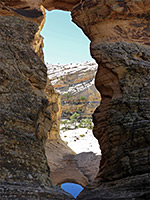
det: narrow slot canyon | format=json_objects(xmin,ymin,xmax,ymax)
[{"xmin": 0, "ymin": 1, "xmax": 150, "ymax": 200}]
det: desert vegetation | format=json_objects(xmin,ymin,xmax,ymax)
[{"xmin": 60, "ymin": 112, "xmax": 93, "ymax": 131}]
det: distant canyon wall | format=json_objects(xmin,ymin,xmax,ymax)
[
  {"xmin": 0, "ymin": 0, "xmax": 150, "ymax": 200},
  {"xmin": 47, "ymin": 61, "xmax": 101, "ymax": 119}
]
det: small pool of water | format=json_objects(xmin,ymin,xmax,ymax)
[{"xmin": 61, "ymin": 182, "xmax": 84, "ymax": 198}]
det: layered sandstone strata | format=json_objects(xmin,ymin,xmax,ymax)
[
  {"xmin": 72, "ymin": 0, "xmax": 150, "ymax": 199},
  {"xmin": 0, "ymin": 13, "xmax": 72, "ymax": 200},
  {"xmin": 0, "ymin": 0, "xmax": 80, "ymax": 19},
  {"xmin": 47, "ymin": 61, "xmax": 101, "ymax": 119},
  {"xmin": 1, "ymin": 0, "xmax": 150, "ymax": 199}
]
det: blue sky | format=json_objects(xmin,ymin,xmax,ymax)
[
  {"xmin": 41, "ymin": 10, "xmax": 92, "ymax": 64},
  {"xmin": 61, "ymin": 182, "xmax": 83, "ymax": 198}
]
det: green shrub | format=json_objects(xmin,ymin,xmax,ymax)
[
  {"xmin": 70, "ymin": 112, "xmax": 80, "ymax": 129},
  {"xmin": 79, "ymin": 96, "xmax": 87, "ymax": 101},
  {"xmin": 80, "ymin": 134, "xmax": 85, "ymax": 137},
  {"xmin": 78, "ymin": 119, "xmax": 86, "ymax": 128},
  {"xmin": 78, "ymin": 117, "xmax": 93, "ymax": 129},
  {"xmin": 77, "ymin": 106, "xmax": 82, "ymax": 112},
  {"xmin": 85, "ymin": 117, "xmax": 93, "ymax": 129},
  {"xmin": 63, "ymin": 93, "xmax": 70, "ymax": 99},
  {"xmin": 60, "ymin": 77, "xmax": 65, "ymax": 81},
  {"xmin": 64, "ymin": 109, "xmax": 69, "ymax": 114},
  {"xmin": 61, "ymin": 119, "xmax": 70, "ymax": 130}
]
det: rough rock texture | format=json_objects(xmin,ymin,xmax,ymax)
[
  {"xmin": 0, "ymin": 15, "xmax": 73, "ymax": 200},
  {"xmin": 1, "ymin": 0, "xmax": 150, "ymax": 199},
  {"xmin": 0, "ymin": 0, "xmax": 80, "ymax": 22},
  {"xmin": 45, "ymin": 79, "xmax": 62, "ymax": 140},
  {"xmin": 45, "ymin": 77, "xmax": 100, "ymax": 187},
  {"xmin": 0, "ymin": 1, "xmax": 99, "ymax": 198},
  {"xmin": 47, "ymin": 61, "xmax": 101, "ymax": 118},
  {"xmin": 72, "ymin": 0, "xmax": 150, "ymax": 199}
]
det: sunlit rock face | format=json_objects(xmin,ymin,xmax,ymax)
[
  {"xmin": 1, "ymin": 0, "xmax": 80, "ymax": 20},
  {"xmin": 47, "ymin": 61, "xmax": 101, "ymax": 119},
  {"xmin": 0, "ymin": 3, "xmax": 74, "ymax": 199},
  {"xmin": 1, "ymin": 0, "xmax": 150, "ymax": 199},
  {"xmin": 72, "ymin": 0, "xmax": 150, "ymax": 199}
]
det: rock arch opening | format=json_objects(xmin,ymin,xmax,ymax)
[
  {"xmin": 41, "ymin": 10, "xmax": 92, "ymax": 64},
  {"xmin": 1, "ymin": 0, "xmax": 150, "ymax": 199},
  {"xmin": 41, "ymin": 9, "xmax": 101, "ymax": 192}
]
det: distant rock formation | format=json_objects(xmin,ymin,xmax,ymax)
[{"xmin": 47, "ymin": 61, "xmax": 101, "ymax": 118}]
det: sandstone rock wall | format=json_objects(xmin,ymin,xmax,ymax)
[
  {"xmin": 1, "ymin": 0, "xmax": 150, "ymax": 199},
  {"xmin": 72, "ymin": 0, "xmax": 150, "ymax": 199},
  {"xmin": 0, "ymin": 0, "xmax": 80, "ymax": 20},
  {"xmin": 45, "ymin": 139, "xmax": 101, "ymax": 187},
  {"xmin": 46, "ymin": 79, "xmax": 62, "ymax": 140},
  {"xmin": 0, "ymin": 9, "xmax": 73, "ymax": 200}
]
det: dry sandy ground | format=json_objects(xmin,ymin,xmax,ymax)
[{"xmin": 60, "ymin": 127, "xmax": 101, "ymax": 155}]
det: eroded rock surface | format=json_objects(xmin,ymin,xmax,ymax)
[
  {"xmin": 46, "ymin": 79, "xmax": 62, "ymax": 140},
  {"xmin": 47, "ymin": 61, "xmax": 101, "ymax": 118},
  {"xmin": 45, "ymin": 139, "xmax": 100, "ymax": 187},
  {"xmin": 72, "ymin": 0, "xmax": 150, "ymax": 199},
  {"xmin": 0, "ymin": 14, "xmax": 72, "ymax": 200},
  {"xmin": 1, "ymin": 0, "xmax": 150, "ymax": 199},
  {"xmin": 0, "ymin": 0, "xmax": 80, "ymax": 22}
]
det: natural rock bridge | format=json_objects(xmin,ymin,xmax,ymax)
[{"xmin": 0, "ymin": 0, "xmax": 150, "ymax": 199}]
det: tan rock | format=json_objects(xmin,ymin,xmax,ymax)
[
  {"xmin": 1, "ymin": 0, "xmax": 150, "ymax": 199},
  {"xmin": 47, "ymin": 61, "xmax": 101, "ymax": 119},
  {"xmin": 45, "ymin": 139, "xmax": 101, "ymax": 187},
  {"xmin": 0, "ymin": 15, "xmax": 72, "ymax": 200},
  {"xmin": 72, "ymin": 0, "xmax": 150, "ymax": 199},
  {"xmin": 46, "ymin": 79, "xmax": 62, "ymax": 140}
]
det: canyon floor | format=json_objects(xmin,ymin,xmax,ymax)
[{"xmin": 60, "ymin": 125, "xmax": 101, "ymax": 155}]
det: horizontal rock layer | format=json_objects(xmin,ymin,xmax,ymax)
[
  {"xmin": 47, "ymin": 61, "xmax": 101, "ymax": 118},
  {"xmin": 1, "ymin": 0, "xmax": 150, "ymax": 199},
  {"xmin": 0, "ymin": 15, "xmax": 72, "ymax": 199},
  {"xmin": 78, "ymin": 173, "xmax": 150, "ymax": 200},
  {"xmin": 72, "ymin": 0, "xmax": 150, "ymax": 199},
  {"xmin": 0, "ymin": 182, "xmax": 73, "ymax": 200},
  {"xmin": 1, "ymin": 0, "xmax": 80, "ymax": 22}
]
